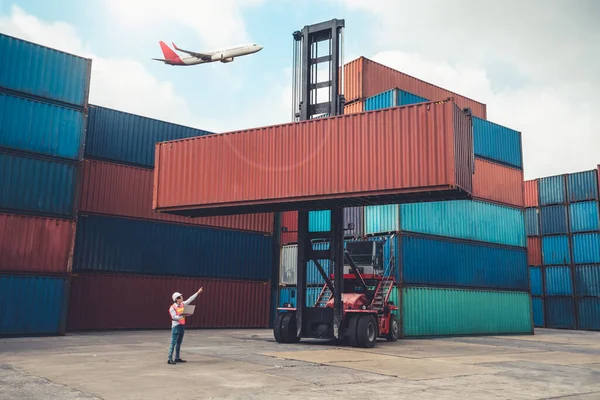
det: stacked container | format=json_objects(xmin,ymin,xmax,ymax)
[
  {"xmin": 525, "ymin": 167, "xmax": 600, "ymax": 330},
  {"xmin": 0, "ymin": 33, "xmax": 92, "ymax": 336}
]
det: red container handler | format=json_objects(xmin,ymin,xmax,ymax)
[
  {"xmin": 524, "ymin": 180, "xmax": 540, "ymax": 208},
  {"xmin": 473, "ymin": 158, "xmax": 524, "ymax": 208},
  {"xmin": 527, "ymin": 237, "xmax": 542, "ymax": 266},
  {"xmin": 67, "ymin": 273, "xmax": 271, "ymax": 330},
  {"xmin": 153, "ymin": 100, "xmax": 474, "ymax": 217}
]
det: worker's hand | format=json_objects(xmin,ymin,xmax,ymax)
[{"xmin": 197, "ymin": 287, "xmax": 203, "ymax": 294}]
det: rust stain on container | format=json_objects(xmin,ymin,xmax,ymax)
[
  {"xmin": 67, "ymin": 273, "xmax": 271, "ymax": 330},
  {"xmin": 153, "ymin": 100, "xmax": 474, "ymax": 217},
  {"xmin": 280, "ymin": 211, "xmax": 298, "ymax": 244},
  {"xmin": 79, "ymin": 159, "xmax": 273, "ymax": 234},
  {"xmin": 525, "ymin": 180, "xmax": 539, "ymax": 208},
  {"xmin": 343, "ymin": 57, "xmax": 487, "ymax": 119},
  {"xmin": 527, "ymin": 237, "xmax": 542, "ymax": 266},
  {"xmin": 343, "ymin": 100, "xmax": 364, "ymax": 115},
  {"xmin": 473, "ymin": 158, "xmax": 524, "ymax": 208}
]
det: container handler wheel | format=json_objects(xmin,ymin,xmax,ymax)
[
  {"xmin": 274, "ymin": 312, "xmax": 300, "ymax": 343},
  {"xmin": 356, "ymin": 314, "xmax": 378, "ymax": 348},
  {"xmin": 386, "ymin": 315, "xmax": 400, "ymax": 342},
  {"xmin": 347, "ymin": 314, "xmax": 360, "ymax": 347}
]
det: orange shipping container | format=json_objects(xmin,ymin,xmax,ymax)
[
  {"xmin": 343, "ymin": 100, "xmax": 364, "ymax": 115},
  {"xmin": 524, "ymin": 180, "xmax": 539, "ymax": 208},
  {"xmin": 153, "ymin": 100, "xmax": 474, "ymax": 217},
  {"xmin": 527, "ymin": 237, "xmax": 542, "ymax": 266},
  {"xmin": 473, "ymin": 158, "xmax": 524, "ymax": 208},
  {"xmin": 280, "ymin": 211, "xmax": 298, "ymax": 245},
  {"xmin": 343, "ymin": 57, "xmax": 487, "ymax": 119}
]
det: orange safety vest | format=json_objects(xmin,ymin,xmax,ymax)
[{"xmin": 170, "ymin": 303, "xmax": 186, "ymax": 325}]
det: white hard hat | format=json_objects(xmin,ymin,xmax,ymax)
[{"xmin": 172, "ymin": 292, "xmax": 182, "ymax": 302}]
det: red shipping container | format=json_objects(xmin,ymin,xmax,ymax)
[
  {"xmin": 343, "ymin": 57, "xmax": 487, "ymax": 119},
  {"xmin": 344, "ymin": 100, "xmax": 364, "ymax": 115},
  {"xmin": 153, "ymin": 100, "xmax": 474, "ymax": 217},
  {"xmin": 524, "ymin": 180, "xmax": 539, "ymax": 208},
  {"xmin": 0, "ymin": 213, "xmax": 75, "ymax": 274},
  {"xmin": 67, "ymin": 273, "xmax": 271, "ymax": 330},
  {"xmin": 473, "ymin": 158, "xmax": 524, "ymax": 208},
  {"xmin": 79, "ymin": 159, "xmax": 273, "ymax": 234},
  {"xmin": 280, "ymin": 211, "xmax": 298, "ymax": 244},
  {"xmin": 527, "ymin": 237, "xmax": 542, "ymax": 266}
]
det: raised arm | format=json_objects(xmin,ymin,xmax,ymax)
[{"xmin": 184, "ymin": 287, "xmax": 203, "ymax": 305}]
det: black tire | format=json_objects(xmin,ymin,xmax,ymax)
[
  {"xmin": 386, "ymin": 315, "xmax": 400, "ymax": 342},
  {"xmin": 273, "ymin": 312, "xmax": 286, "ymax": 343},
  {"xmin": 347, "ymin": 314, "xmax": 360, "ymax": 347},
  {"xmin": 281, "ymin": 312, "xmax": 301, "ymax": 343},
  {"xmin": 356, "ymin": 314, "xmax": 378, "ymax": 348}
]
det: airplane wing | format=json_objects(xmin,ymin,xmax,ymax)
[{"xmin": 172, "ymin": 43, "xmax": 212, "ymax": 61}]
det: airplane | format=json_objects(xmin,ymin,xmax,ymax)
[{"xmin": 152, "ymin": 41, "xmax": 263, "ymax": 66}]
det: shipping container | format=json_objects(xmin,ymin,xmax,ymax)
[
  {"xmin": 79, "ymin": 160, "xmax": 273, "ymax": 234},
  {"xmin": 472, "ymin": 158, "xmax": 524, "ymax": 207},
  {"xmin": 542, "ymin": 235, "xmax": 571, "ymax": 265},
  {"xmin": 527, "ymin": 237, "xmax": 542, "ymax": 266},
  {"xmin": 0, "ymin": 93, "xmax": 85, "ymax": 160},
  {"xmin": 574, "ymin": 265, "xmax": 600, "ymax": 296},
  {"xmin": 153, "ymin": 100, "xmax": 474, "ymax": 216},
  {"xmin": 529, "ymin": 267, "xmax": 542, "ymax": 296},
  {"xmin": 279, "ymin": 243, "xmax": 329, "ymax": 286},
  {"xmin": 277, "ymin": 286, "xmax": 322, "ymax": 308},
  {"xmin": 73, "ymin": 214, "xmax": 273, "ymax": 280},
  {"xmin": 544, "ymin": 266, "xmax": 573, "ymax": 296},
  {"xmin": 0, "ymin": 151, "xmax": 78, "ymax": 217},
  {"xmin": 85, "ymin": 105, "xmax": 213, "ymax": 167},
  {"xmin": 539, "ymin": 175, "xmax": 566, "ymax": 206},
  {"xmin": 342, "ymin": 57, "xmax": 487, "ymax": 119},
  {"xmin": 545, "ymin": 297, "xmax": 576, "ymax": 329},
  {"xmin": 399, "ymin": 235, "xmax": 528, "ymax": 290},
  {"xmin": 532, "ymin": 296, "xmax": 545, "ymax": 327},
  {"xmin": 309, "ymin": 210, "xmax": 330, "ymax": 232},
  {"xmin": 343, "ymin": 100, "xmax": 364, "ymax": 115},
  {"xmin": 577, "ymin": 298, "xmax": 600, "ymax": 331},
  {"xmin": 540, "ymin": 205, "xmax": 568, "ymax": 235},
  {"xmin": 526, "ymin": 208, "xmax": 540, "ymax": 237},
  {"xmin": 67, "ymin": 273, "xmax": 270, "ymax": 330},
  {"xmin": 344, "ymin": 207, "xmax": 364, "ymax": 238},
  {"xmin": 0, "ymin": 275, "xmax": 69, "ymax": 336},
  {"xmin": 401, "ymin": 287, "xmax": 532, "ymax": 337},
  {"xmin": 567, "ymin": 170, "xmax": 599, "ymax": 203},
  {"xmin": 572, "ymin": 233, "xmax": 600, "ymax": 264},
  {"xmin": 280, "ymin": 211, "xmax": 298, "ymax": 244},
  {"xmin": 0, "ymin": 33, "xmax": 91, "ymax": 108},
  {"xmin": 364, "ymin": 88, "xmax": 429, "ymax": 111},
  {"xmin": 569, "ymin": 201, "xmax": 600, "ymax": 233},
  {"xmin": 524, "ymin": 180, "xmax": 539, "ymax": 208},
  {"xmin": 0, "ymin": 213, "xmax": 75, "ymax": 274},
  {"xmin": 472, "ymin": 117, "xmax": 523, "ymax": 169}
]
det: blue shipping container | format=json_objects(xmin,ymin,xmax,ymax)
[
  {"xmin": 0, "ymin": 33, "xmax": 90, "ymax": 108},
  {"xmin": 309, "ymin": 210, "xmax": 330, "ymax": 232},
  {"xmin": 278, "ymin": 286, "xmax": 322, "ymax": 308},
  {"xmin": 530, "ymin": 267, "xmax": 542, "ymax": 296},
  {"xmin": 539, "ymin": 175, "xmax": 566, "ymax": 206},
  {"xmin": 525, "ymin": 208, "xmax": 540, "ymax": 236},
  {"xmin": 567, "ymin": 170, "xmax": 599, "ymax": 203},
  {"xmin": 574, "ymin": 265, "xmax": 600, "ymax": 297},
  {"xmin": 532, "ymin": 296, "xmax": 545, "ymax": 327},
  {"xmin": 73, "ymin": 214, "xmax": 273, "ymax": 280},
  {"xmin": 364, "ymin": 88, "xmax": 429, "ymax": 111},
  {"xmin": 0, "ymin": 152, "xmax": 77, "ymax": 217},
  {"xmin": 540, "ymin": 205, "xmax": 568, "ymax": 235},
  {"xmin": 572, "ymin": 233, "xmax": 600, "ymax": 264},
  {"xmin": 569, "ymin": 201, "xmax": 600, "ymax": 233},
  {"xmin": 544, "ymin": 266, "xmax": 573, "ymax": 296},
  {"xmin": 400, "ymin": 235, "xmax": 528, "ymax": 290},
  {"xmin": 577, "ymin": 298, "xmax": 600, "ymax": 331},
  {"xmin": 542, "ymin": 235, "xmax": 571, "ymax": 265},
  {"xmin": 472, "ymin": 117, "xmax": 522, "ymax": 169},
  {"xmin": 85, "ymin": 105, "xmax": 213, "ymax": 167},
  {"xmin": 545, "ymin": 297, "xmax": 576, "ymax": 329},
  {"xmin": 0, "ymin": 92, "xmax": 85, "ymax": 160},
  {"xmin": 0, "ymin": 275, "xmax": 69, "ymax": 335}
]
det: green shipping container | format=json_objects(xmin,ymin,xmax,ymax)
[{"xmin": 402, "ymin": 287, "xmax": 533, "ymax": 337}]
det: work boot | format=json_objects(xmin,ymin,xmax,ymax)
[
  {"xmin": 167, "ymin": 360, "xmax": 176, "ymax": 365},
  {"xmin": 175, "ymin": 358, "xmax": 187, "ymax": 363}
]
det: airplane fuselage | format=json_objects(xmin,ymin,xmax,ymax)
[{"xmin": 155, "ymin": 42, "xmax": 263, "ymax": 66}]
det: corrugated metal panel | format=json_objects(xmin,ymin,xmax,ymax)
[
  {"xmin": 539, "ymin": 175, "xmax": 566, "ymax": 206},
  {"xmin": 524, "ymin": 180, "xmax": 539, "ymax": 208},
  {"xmin": 526, "ymin": 208, "xmax": 540, "ymax": 236},
  {"xmin": 343, "ymin": 57, "xmax": 487, "ymax": 119},
  {"xmin": 278, "ymin": 286, "xmax": 322, "ymax": 308},
  {"xmin": 0, "ymin": 151, "xmax": 77, "ymax": 217},
  {"xmin": 73, "ymin": 214, "xmax": 273, "ymax": 280},
  {"xmin": 546, "ymin": 297, "xmax": 576, "ymax": 329},
  {"xmin": 365, "ymin": 204, "xmax": 399, "ymax": 235},
  {"xmin": 542, "ymin": 236, "xmax": 571, "ymax": 265},
  {"xmin": 544, "ymin": 266, "xmax": 573, "ymax": 296},
  {"xmin": 569, "ymin": 201, "xmax": 600, "ymax": 233},
  {"xmin": 343, "ymin": 100, "xmax": 364, "ymax": 115},
  {"xmin": 153, "ymin": 100, "xmax": 474, "ymax": 216},
  {"xmin": 472, "ymin": 117, "xmax": 522, "ymax": 169},
  {"xmin": 279, "ymin": 244, "xmax": 327, "ymax": 286},
  {"xmin": 309, "ymin": 210, "xmax": 330, "ymax": 232},
  {"xmin": 540, "ymin": 205, "xmax": 568, "ymax": 235},
  {"xmin": 67, "ymin": 273, "xmax": 270, "ymax": 330},
  {"xmin": 280, "ymin": 211, "xmax": 298, "ymax": 244},
  {"xmin": 402, "ymin": 287, "xmax": 532, "ymax": 337},
  {"xmin": 344, "ymin": 207, "xmax": 364, "ymax": 238},
  {"xmin": 532, "ymin": 297, "xmax": 545, "ymax": 327},
  {"xmin": 527, "ymin": 237, "xmax": 542, "ymax": 266},
  {"xmin": 0, "ymin": 213, "xmax": 75, "ymax": 274},
  {"xmin": 574, "ymin": 265, "xmax": 600, "ymax": 296},
  {"xmin": 572, "ymin": 233, "xmax": 600, "ymax": 264},
  {"xmin": 577, "ymin": 298, "xmax": 600, "ymax": 331},
  {"xmin": 473, "ymin": 158, "xmax": 524, "ymax": 207},
  {"xmin": 0, "ymin": 275, "xmax": 69, "ymax": 335},
  {"xmin": 364, "ymin": 88, "xmax": 429, "ymax": 111},
  {"xmin": 0, "ymin": 33, "xmax": 91, "ymax": 108},
  {"xmin": 529, "ymin": 267, "xmax": 542, "ymax": 296},
  {"xmin": 0, "ymin": 93, "xmax": 85, "ymax": 160},
  {"xmin": 400, "ymin": 235, "xmax": 528, "ymax": 290},
  {"xmin": 567, "ymin": 170, "xmax": 599, "ymax": 202},
  {"xmin": 79, "ymin": 160, "xmax": 273, "ymax": 233},
  {"xmin": 400, "ymin": 200, "xmax": 526, "ymax": 247},
  {"xmin": 85, "ymin": 105, "xmax": 213, "ymax": 167}
]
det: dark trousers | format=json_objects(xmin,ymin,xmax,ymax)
[{"xmin": 168, "ymin": 324, "xmax": 185, "ymax": 361}]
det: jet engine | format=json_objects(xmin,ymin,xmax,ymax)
[{"xmin": 221, "ymin": 57, "xmax": 234, "ymax": 63}]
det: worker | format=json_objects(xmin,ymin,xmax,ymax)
[{"xmin": 168, "ymin": 287, "xmax": 203, "ymax": 365}]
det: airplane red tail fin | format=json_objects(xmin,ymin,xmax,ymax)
[{"xmin": 159, "ymin": 41, "xmax": 182, "ymax": 63}]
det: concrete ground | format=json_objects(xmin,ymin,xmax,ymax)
[{"xmin": 1, "ymin": 329, "xmax": 600, "ymax": 400}]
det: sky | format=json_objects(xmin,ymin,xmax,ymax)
[{"xmin": 0, "ymin": 0, "xmax": 598, "ymax": 180}]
